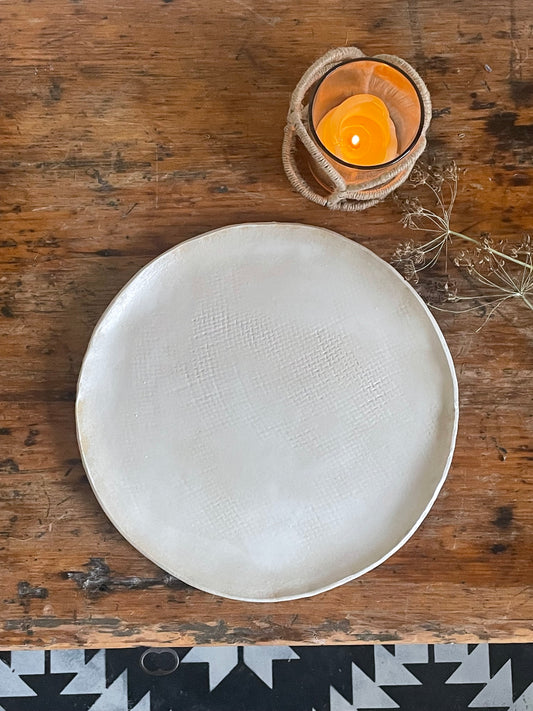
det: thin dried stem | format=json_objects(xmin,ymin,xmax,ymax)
[
  {"xmin": 393, "ymin": 163, "xmax": 533, "ymax": 326},
  {"xmin": 448, "ymin": 230, "xmax": 533, "ymax": 272}
]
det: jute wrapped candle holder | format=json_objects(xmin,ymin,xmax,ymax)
[{"xmin": 282, "ymin": 47, "xmax": 432, "ymax": 211}]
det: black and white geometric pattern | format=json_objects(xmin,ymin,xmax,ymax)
[{"xmin": 0, "ymin": 644, "xmax": 531, "ymax": 710}]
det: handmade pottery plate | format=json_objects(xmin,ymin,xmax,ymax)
[{"xmin": 76, "ymin": 223, "xmax": 458, "ymax": 601}]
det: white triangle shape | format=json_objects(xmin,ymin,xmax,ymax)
[
  {"xmin": 446, "ymin": 644, "xmax": 490, "ymax": 684},
  {"xmin": 469, "ymin": 661, "xmax": 513, "ymax": 709},
  {"xmin": 243, "ymin": 646, "xmax": 299, "ymax": 688},
  {"xmin": 509, "ymin": 681, "xmax": 533, "ymax": 711},
  {"xmin": 351, "ymin": 664, "xmax": 398, "ymax": 709},
  {"xmin": 131, "ymin": 691, "xmax": 151, "ymax": 711},
  {"xmin": 0, "ymin": 660, "xmax": 36, "ymax": 697},
  {"xmin": 88, "ymin": 670, "xmax": 128, "ymax": 711},
  {"xmin": 374, "ymin": 647, "xmax": 421, "ymax": 686},
  {"xmin": 330, "ymin": 686, "xmax": 358, "ymax": 711},
  {"xmin": 330, "ymin": 663, "xmax": 399, "ymax": 710},
  {"xmin": 181, "ymin": 647, "xmax": 238, "ymax": 690},
  {"xmin": 61, "ymin": 649, "xmax": 106, "ymax": 695}
]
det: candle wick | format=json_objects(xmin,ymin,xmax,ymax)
[{"xmin": 351, "ymin": 134, "xmax": 360, "ymax": 147}]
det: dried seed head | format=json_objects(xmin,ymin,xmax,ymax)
[
  {"xmin": 392, "ymin": 161, "xmax": 532, "ymax": 324},
  {"xmin": 409, "ymin": 166, "xmax": 429, "ymax": 186}
]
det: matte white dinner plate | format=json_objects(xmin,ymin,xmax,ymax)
[{"xmin": 76, "ymin": 223, "xmax": 458, "ymax": 601}]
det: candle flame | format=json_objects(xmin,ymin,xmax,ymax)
[{"xmin": 351, "ymin": 134, "xmax": 360, "ymax": 147}]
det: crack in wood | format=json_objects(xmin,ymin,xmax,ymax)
[
  {"xmin": 63, "ymin": 557, "xmax": 188, "ymax": 595},
  {"xmin": 432, "ymin": 106, "xmax": 451, "ymax": 119},
  {"xmin": 17, "ymin": 582, "xmax": 48, "ymax": 599},
  {"xmin": 5, "ymin": 616, "xmax": 121, "ymax": 631}
]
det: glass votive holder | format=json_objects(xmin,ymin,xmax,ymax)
[{"xmin": 282, "ymin": 47, "xmax": 432, "ymax": 211}]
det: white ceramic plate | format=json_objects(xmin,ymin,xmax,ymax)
[{"xmin": 76, "ymin": 223, "xmax": 458, "ymax": 602}]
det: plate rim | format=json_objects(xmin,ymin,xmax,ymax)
[{"xmin": 76, "ymin": 221, "xmax": 459, "ymax": 602}]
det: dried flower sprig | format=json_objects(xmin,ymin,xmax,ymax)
[
  {"xmin": 392, "ymin": 163, "xmax": 459, "ymax": 287},
  {"xmin": 393, "ymin": 163, "xmax": 533, "ymax": 326},
  {"xmin": 447, "ymin": 235, "xmax": 533, "ymax": 330}
]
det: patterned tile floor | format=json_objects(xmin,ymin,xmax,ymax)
[{"xmin": 0, "ymin": 643, "xmax": 532, "ymax": 710}]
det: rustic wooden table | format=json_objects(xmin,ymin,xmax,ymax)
[{"xmin": 0, "ymin": 0, "xmax": 531, "ymax": 649}]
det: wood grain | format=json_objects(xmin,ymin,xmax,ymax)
[{"xmin": 0, "ymin": 0, "xmax": 531, "ymax": 648}]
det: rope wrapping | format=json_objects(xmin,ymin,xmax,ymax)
[{"xmin": 282, "ymin": 47, "xmax": 432, "ymax": 211}]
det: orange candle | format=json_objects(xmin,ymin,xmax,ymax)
[{"xmin": 316, "ymin": 94, "xmax": 398, "ymax": 166}]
